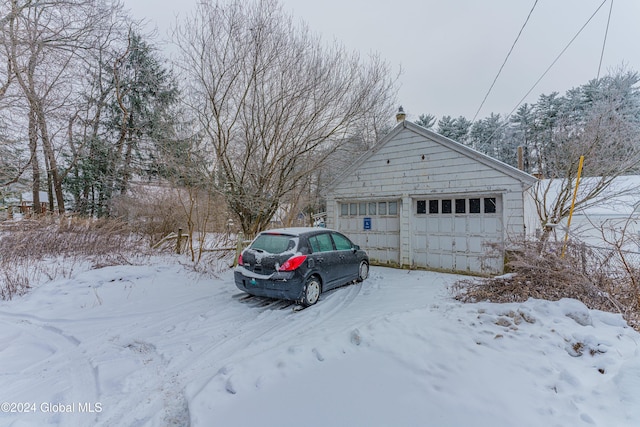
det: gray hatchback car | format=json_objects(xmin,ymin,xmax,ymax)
[{"xmin": 234, "ymin": 227, "xmax": 369, "ymax": 306}]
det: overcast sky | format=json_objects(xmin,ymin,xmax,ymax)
[{"xmin": 124, "ymin": 0, "xmax": 640, "ymax": 122}]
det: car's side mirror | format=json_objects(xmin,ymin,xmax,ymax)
[{"xmin": 352, "ymin": 245, "xmax": 360, "ymax": 252}]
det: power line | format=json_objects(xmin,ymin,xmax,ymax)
[
  {"xmin": 477, "ymin": 0, "xmax": 610, "ymax": 149},
  {"xmin": 505, "ymin": 0, "xmax": 609, "ymax": 121},
  {"xmin": 472, "ymin": 0, "xmax": 539, "ymax": 122},
  {"xmin": 597, "ymin": 0, "xmax": 614, "ymax": 79}
]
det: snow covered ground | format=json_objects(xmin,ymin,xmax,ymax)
[{"xmin": 1, "ymin": 257, "xmax": 639, "ymax": 427}]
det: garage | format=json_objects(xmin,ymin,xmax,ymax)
[
  {"xmin": 324, "ymin": 119, "xmax": 536, "ymax": 274},
  {"xmin": 335, "ymin": 199, "xmax": 401, "ymax": 266},
  {"xmin": 411, "ymin": 195, "xmax": 503, "ymax": 273}
]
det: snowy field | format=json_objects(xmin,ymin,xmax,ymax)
[{"xmin": 1, "ymin": 258, "xmax": 639, "ymax": 427}]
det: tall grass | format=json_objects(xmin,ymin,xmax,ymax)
[{"xmin": 0, "ymin": 217, "xmax": 151, "ymax": 300}]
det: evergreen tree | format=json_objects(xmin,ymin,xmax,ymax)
[
  {"xmin": 452, "ymin": 116, "xmax": 472, "ymax": 145},
  {"xmin": 415, "ymin": 113, "xmax": 436, "ymax": 129},
  {"xmin": 437, "ymin": 115, "xmax": 471, "ymax": 143},
  {"xmin": 64, "ymin": 32, "xmax": 180, "ymax": 217},
  {"xmin": 510, "ymin": 103, "xmax": 535, "ymax": 172},
  {"xmin": 417, "ymin": 70, "xmax": 640, "ymax": 176},
  {"xmin": 469, "ymin": 113, "xmax": 507, "ymax": 160},
  {"xmin": 531, "ymin": 92, "xmax": 562, "ymax": 177}
]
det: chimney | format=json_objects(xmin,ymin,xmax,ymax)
[
  {"xmin": 395, "ymin": 105, "xmax": 406, "ymax": 123},
  {"xmin": 517, "ymin": 146, "xmax": 524, "ymax": 170}
]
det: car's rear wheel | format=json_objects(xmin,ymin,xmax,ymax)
[
  {"xmin": 302, "ymin": 276, "xmax": 321, "ymax": 306},
  {"xmin": 357, "ymin": 260, "xmax": 369, "ymax": 282}
]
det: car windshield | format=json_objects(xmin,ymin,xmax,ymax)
[{"xmin": 250, "ymin": 234, "xmax": 297, "ymax": 254}]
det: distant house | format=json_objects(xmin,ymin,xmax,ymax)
[
  {"xmin": 2, "ymin": 191, "xmax": 49, "ymax": 218},
  {"xmin": 324, "ymin": 119, "xmax": 537, "ymax": 274}
]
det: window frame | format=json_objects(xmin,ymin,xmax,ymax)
[
  {"xmin": 469, "ymin": 198, "xmax": 481, "ymax": 214},
  {"xmin": 388, "ymin": 201, "xmax": 398, "ymax": 215},
  {"xmin": 378, "ymin": 202, "xmax": 387, "ymax": 215},
  {"xmin": 484, "ymin": 197, "xmax": 497, "ymax": 214},
  {"xmin": 442, "ymin": 199, "xmax": 452, "ymax": 214}
]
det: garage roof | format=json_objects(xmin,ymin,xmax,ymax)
[{"xmin": 328, "ymin": 120, "xmax": 537, "ymax": 192}]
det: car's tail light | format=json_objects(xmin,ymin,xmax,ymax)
[
  {"xmin": 278, "ymin": 255, "xmax": 307, "ymax": 272},
  {"xmin": 238, "ymin": 253, "xmax": 244, "ymax": 265}
]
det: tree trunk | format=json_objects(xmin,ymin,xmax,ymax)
[
  {"xmin": 28, "ymin": 110, "xmax": 41, "ymax": 215},
  {"xmin": 36, "ymin": 105, "xmax": 65, "ymax": 214}
]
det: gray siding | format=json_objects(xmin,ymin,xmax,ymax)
[{"xmin": 332, "ymin": 132, "xmax": 521, "ymax": 197}]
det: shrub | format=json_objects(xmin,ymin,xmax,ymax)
[
  {"xmin": 452, "ymin": 240, "xmax": 640, "ymax": 331},
  {"xmin": 0, "ymin": 217, "xmax": 150, "ymax": 300}
]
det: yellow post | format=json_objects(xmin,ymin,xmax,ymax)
[{"xmin": 561, "ymin": 155, "xmax": 584, "ymax": 257}]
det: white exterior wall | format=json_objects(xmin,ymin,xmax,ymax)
[{"xmin": 326, "ymin": 122, "xmax": 535, "ymax": 274}]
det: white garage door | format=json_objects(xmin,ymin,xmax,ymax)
[
  {"xmin": 412, "ymin": 196, "xmax": 503, "ymax": 273},
  {"xmin": 337, "ymin": 200, "xmax": 400, "ymax": 266}
]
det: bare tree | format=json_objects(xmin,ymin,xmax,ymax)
[
  {"xmin": 532, "ymin": 72, "xmax": 640, "ymax": 242},
  {"xmin": 1, "ymin": 0, "xmax": 117, "ymax": 214},
  {"xmin": 595, "ymin": 212, "xmax": 640, "ymax": 314},
  {"xmin": 174, "ymin": 0, "xmax": 397, "ymax": 236}
]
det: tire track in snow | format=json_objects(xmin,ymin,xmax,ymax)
[
  {"xmin": 173, "ymin": 280, "xmax": 366, "ymax": 401},
  {"xmin": 70, "ymin": 286, "xmax": 294, "ymax": 425},
  {"xmin": 0, "ymin": 265, "xmax": 367, "ymax": 426}
]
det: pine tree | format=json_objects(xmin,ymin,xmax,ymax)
[
  {"xmin": 64, "ymin": 32, "xmax": 180, "ymax": 217},
  {"xmin": 436, "ymin": 115, "xmax": 471, "ymax": 144},
  {"xmin": 415, "ymin": 113, "xmax": 436, "ymax": 129}
]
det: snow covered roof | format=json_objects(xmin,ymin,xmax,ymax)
[
  {"xmin": 534, "ymin": 175, "xmax": 640, "ymax": 217},
  {"xmin": 20, "ymin": 191, "xmax": 50, "ymax": 203}
]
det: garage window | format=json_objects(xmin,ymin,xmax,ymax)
[
  {"xmin": 340, "ymin": 200, "xmax": 401, "ymax": 217},
  {"xmin": 442, "ymin": 199, "xmax": 452, "ymax": 214},
  {"xmin": 469, "ymin": 198, "xmax": 481, "ymax": 213},
  {"xmin": 485, "ymin": 198, "xmax": 497, "ymax": 213},
  {"xmin": 388, "ymin": 201, "xmax": 398, "ymax": 215},
  {"xmin": 418, "ymin": 197, "xmax": 499, "ymax": 215}
]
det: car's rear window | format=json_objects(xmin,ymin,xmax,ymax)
[{"xmin": 250, "ymin": 234, "xmax": 297, "ymax": 254}]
